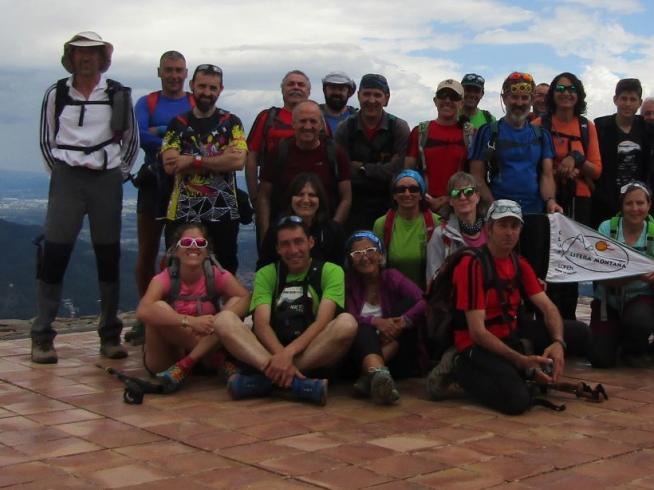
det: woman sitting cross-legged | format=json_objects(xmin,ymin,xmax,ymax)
[
  {"xmin": 137, "ymin": 223, "xmax": 250, "ymax": 391},
  {"xmin": 345, "ymin": 231, "xmax": 427, "ymax": 403}
]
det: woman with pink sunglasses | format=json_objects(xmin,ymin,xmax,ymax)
[{"xmin": 137, "ymin": 223, "xmax": 250, "ymax": 391}]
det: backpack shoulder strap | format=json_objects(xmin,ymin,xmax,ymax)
[
  {"xmin": 323, "ymin": 136, "xmax": 340, "ymax": 181},
  {"xmin": 423, "ymin": 210, "xmax": 436, "ymax": 242},
  {"xmin": 54, "ymin": 78, "xmax": 72, "ymax": 137},
  {"xmin": 166, "ymin": 258, "xmax": 182, "ymax": 305},
  {"xmin": 647, "ymin": 216, "xmax": 654, "ymax": 256},
  {"xmin": 418, "ymin": 120, "xmax": 431, "ymax": 171},
  {"xmin": 540, "ymin": 114, "xmax": 552, "ymax": 132},
  {"xmin": 203, "ymin": 258, "xmax": 218, "ymax": 308},
  {"xmin": 306, "ymin": 260, "xmax": 325, "ymax": 301},
  {"xmin": 186, "ymin": 92, "xmax": 196, "ymax": 109},
  {"xmin": 383, "ymin": 209, "xmax": 396, "ymax": 251},
  {"xmin": 146, "ymin": 91, "xmax": 161, "ymax": 118},
  {"xmin": 578, "ymin": 115, "xmax": 590, "ymax": 154},
  {"xmin": 482, "ymin": 110, "xmax": 492, "ymax": 124},
  {"xmin": 609, "ymin": 215, "xmax": 620, "ymax": 239}
]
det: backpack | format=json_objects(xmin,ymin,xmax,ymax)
[
  {"xmin": 416, "ymin": 119, "xmax": 466, "ymax": 173},
  {"xmin": 270, "ymin": 260, "xmax": 325, "ymax": 345},
  {"xmin": 54, "ymin": 77, "xmax": 132, "ymax": 156},
  {"xmin": 145, "ymin": 90, "xmax": 196, "ymax": 120},
  {"xmin": 261, "ymin": 106, "xmax": 293, "ymax": 160},
  {"xmin": 382, "ymin": 208, "xmax": 436, "ymax": 251},
  {"xmin": 425, "ymin": 245, "xmax": 523, "ymax": 355},
  {"xmin": 481, "ymin": 109, "xmax": 493, "ymax": 125},
  {"xmin": 165, "ymin": 254, "xmax": 225, "ymax": 314},
  {"xmin": 482, "ymin": 118, "xmax": 544, "ymax": 184},
  {"xmin": 609, "ymin": 214, "xmax": 654, "ymax": 256},
  {"xmin": 540, "ymin": 114, "xmax": 589, "ymax": 155}
]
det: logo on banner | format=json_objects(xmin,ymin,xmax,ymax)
[{"xmin": 558, "ymin": 233, "xmax": 629, "ymax": 273}]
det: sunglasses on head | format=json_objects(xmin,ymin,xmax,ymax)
[
  {"xmin": 277, "ymin": 215, "xmax": 304, "ymax": 227},
  {"xmin": 554, "ymin": 84, "xmax": 577, "ymax": 94},
  {"xmin": 450, "ymin": 186, "xmax": 476, "ymax": 199},
  {"xmin": 507, "ymin": 72, "xmax": 534, "ymax": 82},
  {"xmin": 620, "ymin": 181, "xmax": 650, "ymax": 197},
  {"xmin": 177, "ymin": 237, "xmax": 208, "ymax": 249},
  {"xmin": 194, "ymin": 64, "xmax": 223, "ymax": 76},
  {"xmin": 394, "ymin": 185, "xmax": 421, "ymax": 194},
  {"xmin": 349, "ymin": 247, "xmax": 378, "ymax": 259},
  {"xmin": 491, "ymin": 204, "xmax": 522, "ymax": 215}
]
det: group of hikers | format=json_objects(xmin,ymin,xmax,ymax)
[{"xmin": 32, "ymin": 31, "xmax": 654, "ymax": 415}]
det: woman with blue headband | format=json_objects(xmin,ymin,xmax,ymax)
[
  {"xmin": 373, "ymin": 170, "xmax": 440, "ymax": 289},
  {"xmin": 345, "ymin": 230, "xmax": 427, "ymax": 403}
]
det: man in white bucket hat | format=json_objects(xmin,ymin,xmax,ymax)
[{"xmin": 33, "ymin": 31, "xmax": 138, "ymax": 363}]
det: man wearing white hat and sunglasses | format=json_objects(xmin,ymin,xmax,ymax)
[{"xmin": 34, "ymin": 31, "xmax": 138, "ymax": 363}]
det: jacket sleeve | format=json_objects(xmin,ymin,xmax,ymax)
[
  {"xmin": 384, "ymin": 269, "xmax": 426, "ymax": 324},
  {"xmin": 38, "ymin": 83, "xmax": 58, "ymax": 174},
  {"xmin": 120, "ymin": 92, "xmax": 140, "ymax": 177}
]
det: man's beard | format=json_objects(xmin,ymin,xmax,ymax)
[
  {"xmin": 325, "ymin": 94, "xmax": 347, "ymax": 111},
  {"xmin": 196, "ymin": 96, "xmax": 217, "ymax": 113},
  {"xmin": 507, "ymin": 106, "xmax": 529, "ymax": 124}
]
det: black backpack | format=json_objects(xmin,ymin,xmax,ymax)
[{"xmin": 53, "ymin": 77, "xmax": 132, "ymax": 157}]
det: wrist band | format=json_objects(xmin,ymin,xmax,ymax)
[
  {"xmin": 552, "ymin": 338, "xmax": 567, "ymax": 351},
  {"xmin": 570, "ymin": 151, "xmax": 585, "ymax": 169},
  {"xmin": 193, "ymin": 155, "xmax": 202, "ymax": 169}
]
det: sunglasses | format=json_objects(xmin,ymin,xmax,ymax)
[
  {"xmin": 450, "ymin": 186, "xmax": 476, "ymax": 199},
  {"xmin": 620, "ymin": 181, "xmax": 650, "ymax": 197},
  {"xmin": 462, "ymin": 74, "xmax": 485, "ymax": 85},
  {"xmin": 350, "ymin": 247, "xmax": 378, "ymax": 259},
  {"xmin": 277, "ymin": 215, "xmax": 304, "ymax": 227},
  {"xmin": 177, "ymin": 237, "xmax": 208, "ymax": 249},
  {"xmin": 507, "ymin": 72, "xmax": 534, "ymax": 82},
  {"xmin": 490, "ymin": 205, "xmax": 522, "ymax": 216},
  {"xmin": 554, "ymin": 84, "xmax": 577, "ymax": 94},
  {"xmin": 436, "ymin": 91, "xmax": 462, "ymax": 102},
  {"xmin": 194, "ymin": 64, "xmax": 223, "ymax": 77},
  {"xmin": 394, "ymin": 185, "xmax": 421, "ymax": 194}
]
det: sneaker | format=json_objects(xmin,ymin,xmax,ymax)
[
  {"xmin": 353, "ymin": 373, "xmax": 373, "ymax": 398},
  {"xmin": 369, "ymin": 367, "xmax": 400, "ymax": 405},
  {"xmin": 227, "ymin": 373, "xmax": 274, "ymax": 400},
  {"xmin": 291, "ymin": 377, "xmax": 328, "ymax": 406},
  {"xmin": 31, "ymin": 339, "xmax": 58, "ymax": 364},
  {"xmin": 427, "ymin": 346, "xmax": 463, "ymax": 401},
  {"xmin": 124, "ymin": 321, "xmax": 145, "ymax": 346},
  {"xmin": 156, "ymin": 363, "xmax": 187, "ymax": 393},
  {"xmin": 100, "ymin": 340, "xmax": 128, "ymax": 359}
]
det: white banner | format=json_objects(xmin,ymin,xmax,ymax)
[{"xmin": 546, "ymin": 213, "xmax": 654, "ymax": 283}]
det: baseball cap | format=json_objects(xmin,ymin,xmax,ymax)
[
  {"xmin": 486, "ymin": 199, "xmax": 523, "ymax": 223},
  {"xmin": 436, "ymin": 79, "xmax": 464, "ymax": 98},
  {"xmin": 461, "ymin": 73, "xmax": 485, "ymax": 89}
]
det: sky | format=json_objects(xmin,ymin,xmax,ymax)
[{"xmin": 1, "ymin": 0, "xmax": 653, "ymax": 173}]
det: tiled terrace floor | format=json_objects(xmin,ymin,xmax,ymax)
[{"xmin": 2, "ymin": 330, "xmax": 654, "ymax": 489}]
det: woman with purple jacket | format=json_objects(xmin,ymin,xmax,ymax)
[{"xmin": 345, "ymin": 231, "xmax": 426, "ymax": 404}]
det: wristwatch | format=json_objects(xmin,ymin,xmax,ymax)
[
  {"xmin": 193, "ymin": 155, "xmax": 203, "ymax": 169},
  {"xmin": 181, "ymin": 315, "xmax": 190, "ymax": 329},
  {"xmin": 569, "ymin": 151, "xmax": 585, "ymax": 169}
]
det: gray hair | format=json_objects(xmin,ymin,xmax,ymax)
[{"xmin": 281, "ymin": 70, "xmax": 311, "ymax": 91}]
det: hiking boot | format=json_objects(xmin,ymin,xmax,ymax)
[
  {"xmin": 100, "ymin": 340, "xmax": 128, "ymax": 359},
  {"xmin": 157, "ymin": 363, "xmax": 188, "ymax": 393},
  {"xmin": 227, "ymin": 373, "xmax": 274, "ymax": 400},
  {"xmin": 124, "ymin": 321, "xmax": 145, "ymax": 346},
  {"xmin": 427, "ymin": 346, "xmax": 463, "ymax": 401},
  {"xmin": 370, "ymin": 367, "xmax": 400, "ymax": 405},
  {"xmin": 31, "ymin": 339, "xmax": 58, "ymax": 364},
  {"xmin": 291, "ymin": 377, "xmax": 328, "ymax": 406}
]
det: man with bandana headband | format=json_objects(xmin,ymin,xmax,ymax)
[{"xmin": 469, "ymin": 72, "xmax": 562, "ymax": 215}]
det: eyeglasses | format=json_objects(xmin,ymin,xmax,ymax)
[
  {"xmin": 194, "ymin": 64, "xmax": 223, "ymax": 76},
  {"xmin": 507, "ymin": 72, "xmax": 534, "ymax": 82},
  {"xmin": 177, "ymin": 237, "xmax": 208, "ymax": 249},
  {"xmin": 554, "ymin": 84, "xmax": 577, "ymax": 94},
  {"xmin": 462, "ymin": 74, "xmax": 485, "ymax": 85},
  {"xmin": 277, "ymin": 215, "xmax": 304, "ymax": 227},
  {"xmin": 620, "ymin": 181, "xmax": 650, "ymax": 197},
  {"xmin": 394, "ymin": 185, "xmax": 421, "ymax": 194},
  {"xmin": 450, "ymin": 186, "xmax": 476, "ymax": 199},
  {"xmin": 436, "ymin": 91, "xmax": 462, "ymax": 102},
  {"xmin": 349, "ymin": 247, "xmax": 378, "ymax": 259}
]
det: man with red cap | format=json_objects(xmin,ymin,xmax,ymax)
[{"xmin": 34, "ymin": 31, "xmax": 139, "ymax": 363}]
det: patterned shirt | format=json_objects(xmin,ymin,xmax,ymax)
[{"xmin": 162, "ymin": 109, "xmax": 247, "ymax": 223}]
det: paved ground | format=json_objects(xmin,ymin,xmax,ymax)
[{"xmin": 3, "ymin": 310, "xmax": 654, "ymax": 489}]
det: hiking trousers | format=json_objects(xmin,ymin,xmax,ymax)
[{"xmin": 31, "ymin": 163, "xmax": 123, "ymax": 343}]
